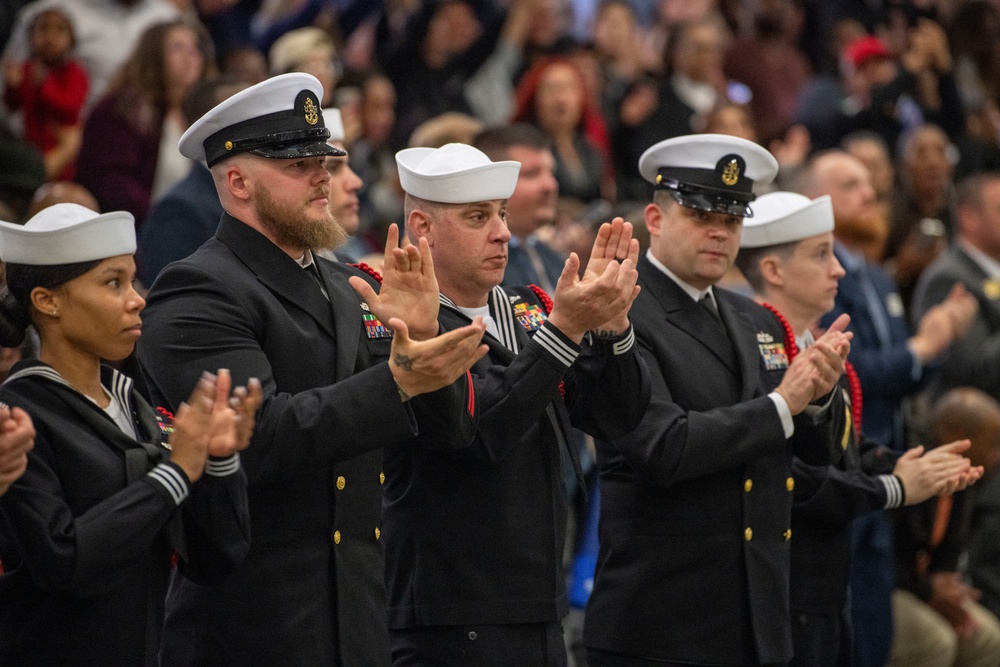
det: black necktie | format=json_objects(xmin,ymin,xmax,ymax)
[
  {"xmin": 700, "ymin": 292, "xmax": 721, "ymax": 323},
  {"xmin": 305, "ymin": 262, "xmax": 329, "ymax": 301}
]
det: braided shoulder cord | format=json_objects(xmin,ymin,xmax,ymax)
[{"xmin": 350, "ymin": 262, "xmax": 383, "ymax": 283}]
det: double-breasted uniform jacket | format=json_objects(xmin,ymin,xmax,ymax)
[
  {"xmin": 0, "ymin": 361, "xmax": 249, "ymax": 666},
  {"xmin": 585, "ymin": 255, "xmax": 841, "ymax": 665},
  {"xmin": 382, "ymin": 285, "xmax": 650, "ymax": 631},
  {"xmin": 137, "ymin": 214, "xmax": 475, "ymax": 667},
  {"xmin": 912, "ymin": 244, "xmax": 1000, "ymax": 400}
]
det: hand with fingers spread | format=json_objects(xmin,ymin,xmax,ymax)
[
  {"xmin": 230, "ymin": 377, "xmax": 263, "ymax": 451},
  {"xmin": 580, "ymin": 217, "xmax": 642, "ymax": 336},
  {"xmin": 893, "ymin": 440, "xmax": 981, "ymax": 505},
  {"xmin": 349, "ymin": 223, "xmax": 440, "ymax": 340},
  {"xmin": 0, "ymin": 405, "xmax": 34, "ymax": 497},
  {"xmin": 389, "ymin": 316, "xmax": 489, "ymax": 400}
]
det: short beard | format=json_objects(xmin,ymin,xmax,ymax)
[{"xmin": 254, "ymin": 183, "xmax": 348, "ymax": 251}]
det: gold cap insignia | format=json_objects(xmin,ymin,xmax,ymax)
[
  {"xmin": 721, "ymin": 158, "xmax": 740, "ymax": 186},
  {"xmin": 304, "ymin": 97, "xmax": 319, "ymax": 125},
  {"xmin": 225, "ymin": 140, "xmax": 233, "ymax": 151}
]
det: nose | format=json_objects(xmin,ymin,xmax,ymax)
[
  {"xmin": 491, "ymin": 214, "xmax": 511, "ymax": 243},
  {"xmin": 129, "ymin": 285, "xmax": 146, "ymax": 313},
  {"xmin": 832, "ymin": 255, "xmax": 846, "ymax": 280},
  {"xmin": 346, "ymin": 164, "xmax": 363, "ymax": 193}
]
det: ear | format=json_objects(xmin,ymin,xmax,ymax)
[
  {"xmin": 224, "ymin": 162, "xmax": 252, "ymax": 203},
  {"xmin": 29, "ymin": 286, "xmax": 60, "ymax": 320},
  {"xmin": 643, "ymin": 202, "xmax": 663, "ymax": 238},
  {"xmin": 407, "ymin": 208, "xmax": 433, "ymax": 247},
  {"xmin": 759, "ymin": 254, "xmax": 784, "ymax": 288}
]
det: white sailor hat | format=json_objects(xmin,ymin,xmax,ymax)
[
  {"xmin": 396, "ymin": 143, "xmax": 520, "ymax": 204},
  {"xmin": 178, "ymin": 72, "xmax": 346, "ymax": 167},
  {"xmin": 322, "ymin": 108, "xmax": 345, "ymax": 143},
  {"xmin": 741, "ymin": 192, "xmax": 834, "ymax": 248},
  {"xmin": 0, "ymin": 203, "xmax": 136, "ymax": 265},
  {"xmin": 638, "ymin": 134, "xmax": 779, "ymax": 217}
]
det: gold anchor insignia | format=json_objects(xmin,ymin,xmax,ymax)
[
  {"xmin": 721, "ymin": 159, "xmax": 740, "ymax": 186},
  {"xmin": 304, "ymin": 97, "xmax": 319, "ymax": 125}
]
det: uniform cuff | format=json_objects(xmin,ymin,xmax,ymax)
[
  {"xmin": 883, "ymin": 474, "xmax": 905, "ymax": 508},
  {"xmin": 205, "ymin": 453, "xmax": 241, "ymax": 477},
  {"xmin": 536, "ymin": 321, "xmax": 581, "ymax": 368},
  {"xmin": 148, "ymin": 461, "xmax": 191, "ymax": 506},
  {"xmin": 768, "ymin": 392, "xmax": 794, "ymax": 439}
]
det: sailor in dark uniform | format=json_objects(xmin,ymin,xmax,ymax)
[
  {"xmin": 584, "ymin": 134, "xmax": 853, "ymax": 666},
  {"xmin": 0, "ymin": 203, "xmax": 258, "ymax": 666},
  {"xmin": 137, "ymin": 73, "xmax": 488, "ymax": 666},
  {"xmin": 382, "ymin": 142, "xmax": 650, "ymax": 666},
  {"xmin": 735, "ymin": 191, "xmax": 981, "ymax": 666}
]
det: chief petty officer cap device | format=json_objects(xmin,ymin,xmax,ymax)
[
  {"xmin": 178, "ymin": 72, "xmax": 346, "ymax": 167},
  {"xmin": 638, "ymin": 134, "xmax": 779, "ymax": 217}
]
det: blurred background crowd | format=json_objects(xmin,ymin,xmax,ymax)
[{"xmin": 5, "ymin": 0, "xmax": 1000, "ymax": 665}]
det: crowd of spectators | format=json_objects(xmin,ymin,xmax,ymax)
[{"xmin": 5, "ymin": 0, "xmax": 1000, "ymax": 664}]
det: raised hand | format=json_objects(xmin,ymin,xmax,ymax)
[
  {"xmin": 0, "ymin": 405, "xmax": 34, "ymax": 496},
  {"xmin": 349, "ymin": 224, "xmax": 440, "ymax": 341},
  {"xmin": 388, "ymin": 317, "xmax": 489, "ymax": 399},
  {"xmin": 585, "ymin": 217, "xmax": 641, "ymax": 281},
  {"xmin": 168, "ymin": 374, "xmax": 217, "ymax": 483},
  {"xmin": 892, "ymin": 441, "xmax": 980, "ymax": 505}
]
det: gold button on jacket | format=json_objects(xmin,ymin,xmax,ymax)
[
  {"xmin": 744, "ymin": 479, "xmax": 752, "ymax": 492},
  {"xmin": 336, "ymin": 476, "xmax": 346, "ymax": 490},
  {"xmin": 744, "ymin": 527, "xmax": 753, "ymax": 541},
  {"xmin": 783, "ymin": 529, "xmax": 792, "ymax": 541},
  {"xmin": 333, "ymin": 530, "xmax": 341, "ymax": 544},
  {"xmin": 786, "ymin": 477, "xmax": 795, "ymax": 491}
]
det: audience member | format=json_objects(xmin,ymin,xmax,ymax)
[
  {"xmin": 513, "ymin": 56, "xmax": 612, "ymax": 204},
  {"xmin": 2, "ymin": 0, "xmax": 179, "ymax": 112},
  {"xmin": 890, "ymin": 388, "xmax": 1000, "ymax": 667},
  {"xmin": 613, "ymin": 15, "xmax": 734, "ymax": 201},
  {"xmin": 137, "ymin": 75, "xmax": 249, "ymax": 287},
  {"xmin": 268, "ymin": 27, "xmax": 339, "ymax": 107},
  {"xmin": 884, "ymin": 124, "xmax": 955, "ymax": 310},
  {"xmin": 912, "ymin": 172, "xmax": 1000, "ymax": 401},
  {"xmin": 76, "ymin": 18, "xmax": 214, "ymax": 233},
  {"xmin": 2, "ymin": 6, "xmax": 87, "ymax": 180},
  {"xmin": 26, "ymin": 180, "xmax": 98, "ymax": 219},
  {"xmin": 965, "ymin": 390, "xmax": 1000, "ymax": 623}
]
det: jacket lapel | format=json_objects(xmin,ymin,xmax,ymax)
[
  {"xmin": 318, "ymin": 261, "xmax": 364, "ymax": 379},
  {"xmin": 717, "ymin": 291, "xmax": 763, "ymax": 401},
  {"xmin": 215, "ymin": 214, "xmax": 338, "ymax": 341},
  {"xmin": 638, "ymin": 257, "xmax": 739, "ymax": 375}
]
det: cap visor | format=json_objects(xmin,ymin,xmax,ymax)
[
  {"xmin": 251, "ymin": 140, "xmax": 346, "ymax": 160},
  {"xmin": 670, "ymin": 190, "xmax": 753, "ymax": 217}
]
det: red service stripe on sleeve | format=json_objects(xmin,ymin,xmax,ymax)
[{"xmin": 466, "ymin": 370, "xmax": 475, "ymax": 417}]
